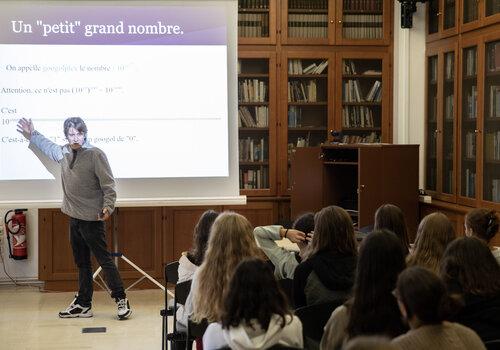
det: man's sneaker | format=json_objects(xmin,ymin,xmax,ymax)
[
  {"xmin": 58, "ymin": 301, "xmax": 93, "ymax": 318},
  {"xmin": 116, "ymin": 298, "xmax": 131, "ymax": 320}
]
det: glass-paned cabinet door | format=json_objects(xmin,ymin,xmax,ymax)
[
  {"xmin": 461, "ymin": 46, "xmax": 478, "ymax": 199},
  {"xmin": 442, "ymin": 51, "xmax": 455, "ymax": 194},
  {"xmin": 286, "ymin": 57, "xmax": 329, "ymax": 190},
  {"xmin": 285, "ymin": 0, "xmax": 329, "ymax": 44},
  {"xmin": 462, "ymin": 0, "xmax": 479, "ymax": 24},
  {"xmin": 339, "ymin": 0, "xmax": 384, "ymax": 43},
  {"xmin": 444, "ymin": 0, "xmax": 457, "ymax": 30},
  {"xmin": 238, "ymin": 58, "xmax": 271, "ymax": 193},
  {"xmin": 427, "ymin": 55, "xmax": 438, "ymax": 192},
  {"xmin": 428, "ymin": 0, "xmax": 439, "ymax": 35},
  {"xmin": 483, "ymin": 40, "xmax": 500, "ymax": 202},
  {"xmin": 485, "ymin": 0, "xmax": 500, "ymax": 17},
  {"xmin": 341, "ymin": 58, "xmax": 382, "ymax": 143},
  {"xmin": 238, "ymin": 0, "xmax": 275, "ymax": 44}
]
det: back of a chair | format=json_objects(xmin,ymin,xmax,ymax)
[
  {"xmin": 175, "ymin": 280, "xmax": 192, "ymax": 306},
  {"xmin": 295, "ymin": 301, "xmax": 344, "ymax": 343},
  {"xmin": 165, "ymin": 261, "xmax": 180, "ymax": 286}
]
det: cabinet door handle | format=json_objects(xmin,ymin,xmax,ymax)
[
  {"xmin": 474, "ymin": 129, "xmax": 481, "ymax": 133},
  {"xmin": 330, "ymin": 20, "xmax": 334, "ymax": 23},
  {"xmin": 437, "ymin": 12, "xmax": 442, "ymax": 16},
  {"xmin": 338, "ymin": 20, "xmax": 342, "ymax": 23}
]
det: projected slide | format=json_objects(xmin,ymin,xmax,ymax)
[{"xmin": 0, "ymin": 2, "xmax": 229, "ymax": 180}]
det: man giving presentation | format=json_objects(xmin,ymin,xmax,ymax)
[{"xmin": 17, "ymin": 117, "xmax": 131, "ymax": 320}]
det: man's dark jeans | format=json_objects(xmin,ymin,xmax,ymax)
[{"xmin": 69, "ymin": 218, "xmax": 125, "ymax": 307}]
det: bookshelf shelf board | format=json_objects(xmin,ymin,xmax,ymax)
[
  {"xmin": 289, "ymin": 74, "xmax": 328, "ymax": 79},
  {"xmin": 485, "ymin": 118, "xmax": 500, "ymax": 122},
  {"xmin": 239, "ymin": 161, "xmax": 270, "ymax": 166},
  {"xmin": 462, "ymin": 118, "xmax": 477, "ymax": 122},
  {"xmin": 342, "ymin": 127, "xmax": 381, "ymax": 131},
  {"xmin": 239, "ymin": 102, "xmax": 269, "ymax": 106},
  {"xmin": 239, "ymin": 127, "xmax": 269, "ymax": 132},
  {"xmin": 444, "ymin": 118, "xmax": 454, "ymax": 122},
  {"xmin": 238, "ymin": 73, "xmax": 269, "ymax": 78},
  {"xmin": 343, "ymin": 74, "xmax": 382, "ymax": 79},
  {"xmin": 288, "ymin": 102, "xmax": 328, "ymax": 106},
  {"xmin": 463, "ymin": 75, "xmax": 477, "ymax": 80},
  {"xmin": 462, "ymin": 157, "xmax": 476, "ymax": 162},
  {"xmin": 238, "ymin": 8, "xmax": 270, "ymax": 13},
  {"xmin": 288, "ymin": 127, "xmax": 327, "ymax": 132},
  {"xmin": 342, "ymin": 102, "xmax": 381, "ymax": 106},
  {"xmin": 484, "ymin": 159, "xmax": 500, "ymax": 164},
  {"xmin": 288, "ymin": 8, "xmax": 328, "ymax": 14},
  {"xmin": 324, "ymin": 161, "xmax": 358, "ymax": 165},
  {"xmin": 445, "ymin": 78, "xmax": 455, "ymax": 83},
  {"xmin": 486, "ymin": 70, "xmax": 500, "ymax": 78},
  {"xmin": 342, "ymin": 10, "xmax": 383, "ymax": 15}
]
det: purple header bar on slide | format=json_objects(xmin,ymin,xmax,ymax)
[{"xmin": 0, "ymin": 3, "xmax": 227, "ymax": 45}]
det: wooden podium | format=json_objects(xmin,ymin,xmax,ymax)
[{"xmin": 291, "ymin": 144, "xmax": 419, "ymax": 239}]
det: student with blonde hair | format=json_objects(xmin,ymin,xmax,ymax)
[
  {"xmin": 464, "ymin": 208, "xmax": 500, "ymax": 264},
  {"xmin": 182, "ymin": 212, "xmax": 263, "ymax": 326},
  {"xmin": 406, "ymin": 212, "xmax": 455, "ymax": 274}
]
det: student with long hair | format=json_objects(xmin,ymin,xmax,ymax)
[
  {"xmin": 465, "ymin": 208, "xmax": 500, "ymax": 264},
  {"xmin": 182, "ymin": 212, "xmax": 263, "ymax": 326},
  {"xmin": 440, "ymin": 237, "xmax": 500, "ymax": 342},
  {"xmin": 374, "ymin": 204, "xmax": 410, "ymax": 256},
  {"xmin": 392, "ymin": 266, "xmax": 484, "ymax": 350},
  {"xmin": 406, "ymin": 212, "xmax": 455, "ymax": 274},
  {"xmin": 320, "ymin": 230, "xmax": 407, "ymax": 350},
  {"xmin": 203, "ymin": 258, "xmax": 303, "ymax": 350},
  {"xmin": 293, "ymin": 205, "xmax": 357, "ymax": 308}
]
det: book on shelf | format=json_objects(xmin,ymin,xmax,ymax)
[
  {"xmin": 445, "ymin": 94, "xmax": 454, "ymax": 120},
  {"xmin": 288, "ymin": 59, "xmax": 328, "ymax": 75},
  {"xmin": 343, "ymin": 0, "xmax": 383, "ymax": 11},
  {"xmin": 488, "ymin": 42, "xmax": 500, "ymax": 72},
  {"xmin": 240, "ymin": 168, "xmax": 268, "ymax": 190},
  {"xmin": 485, "ymin": 131, "xmax": 500, "ymax": 161},
  {"xmin": 465, "ymin": 168, "xmax": 476, "ymax": 198},
  {"xmin": 238, "ymin": 79, "xmax": 267, "ymax": 103},
  {"xmin": 465, "ymin": 48, "xmax": 477, "ymax": 76},
  {"xmin": 288, "ymin": 106, "xmax": 302, "ymax": 127},
  {"xmin": 238, "ymin": 13, "xmax": 269, "ymax": 37},
  {"xmin": 239, "ymin": 0, "xmax": 269, "ymax": 9},
  {"xmin": 341, "ymin": 132, "xmax": 379, "ymax": 143},
  {"xmin": 445, "ymin": 53, "xmax": 454, "ymax": 80},
  {"xmin": 466, "ymin": 86, "xmax": 477, "ymax": 119},
  {"xmin": 288, "ymin": 80, "xmax": 318, "ymax": 102},
  {"xmin": 288, "ymin": 14, "xmax": 328, "ymax": 38},
  {"xmin": 238, "ymin": 106, "xmax": 268, "ymax": 127},
  {"xmin": 429, "ymin": 58, "xmax": 437, "ymax": 83},
  {"xmin": 343, "ymin": 80, "xmax": 381, "ymax": 102},
  {"xmin": 289, "ymin": 0, "xmax": 328, "ymax": 9},
  {"xmin": 342, "ymin": 14, "xmax": 383, "ymax": 40},
  {"xmin": 465, "ymin": 131, "xmax": 476, "ymax": 158},
  {"xmin": 493, "ymin": 179, "xmax": 500, "ymax": 202},
  {"xmin": 342, "ymin": 106, "xmax": 375, "ymax": 128},
  {"xmin": 490, "ymin": 85, "xmax": 500, "ymax": 118},
  {"xmin": 239, "ymin": 137, "xmax": 266, "ymax": 162}
]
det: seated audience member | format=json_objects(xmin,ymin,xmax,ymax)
[
  {"xmin": 253, "ymin": 212, "xmax": 314, "ymax": 279},
  {"xmin": 343, "ymin": 336, "xmax": 397, "ymax": 350},
  {"xmin": 464, "ymin": 208, "xmax": 500, "ymax": 264},
  {"xmin": 406, "ymin": 212, "xmax": 455, "ymax": 274},
  {"xmin": 374, "ymin": 204, "xmax": 410, "ymax": 256},
  {"xmin": 182, "ymin": 212, "xmax": 263, "ymax": 327},
  {"xmin": 203, "ymin": 258, "xmax": 303, "ymax": 350},
  {"xmin": 293, "ymin": 205, "xmax": 357, "ymax": 308},
  {"xmin": 440, "ymin": 237, "xmax": 500, "ymax": 342},
  {"xmin": 392, "ymin": 266, "xmax": 485, "ymax": 350},
  {"xmin": 320, "ymin": 230, "xmax": 407, "ymax": 350}
]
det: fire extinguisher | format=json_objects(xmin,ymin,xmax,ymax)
[{"xmin": 4, "ymin": 209, "xmax": 28, "ymax": 260}]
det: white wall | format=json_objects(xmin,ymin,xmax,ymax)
[{"xmin": 0, "ymin": 5, "xmax": 429, "ymax": 282}]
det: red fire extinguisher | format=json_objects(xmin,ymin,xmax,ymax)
[{"xmin": 4, "ymin": 209, "xmax": 28, "ymax": 260}]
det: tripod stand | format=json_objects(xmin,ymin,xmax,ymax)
[{"xmin": 92, "ymin": 208, "xmax": 168, "ymax": 295}]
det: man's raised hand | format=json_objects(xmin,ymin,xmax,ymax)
[{"xmin": 17, "ymin": 118, "xmax": 34, "ymax": 140}]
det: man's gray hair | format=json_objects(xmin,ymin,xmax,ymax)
[{"xmin": 63, "ymin": 117, "xmax": 88, "ymax": 139}]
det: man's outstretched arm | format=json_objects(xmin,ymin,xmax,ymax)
[{"xmin": 17, "ymin": 118, "xmax": 64, "ymax": 163}]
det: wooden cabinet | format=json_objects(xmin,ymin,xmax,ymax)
[
  {"xmin": 460, "ymin": 0, "xmax": 500, "ymax": 33},
  {"xmin": 427, "ymin": 0, "xmax": 458, "ymax": 41},
  {"xmin": 291, "ymin": 144, "xmax": 419, "ymax": 236},
  {"xmin": 238, "ymin": 0, "xmax": 277, "ymax": 44}
]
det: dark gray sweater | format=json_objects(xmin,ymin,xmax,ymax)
[{"xmin": 29, "ymin": 130, "xmax": 116, "ymax": 221}]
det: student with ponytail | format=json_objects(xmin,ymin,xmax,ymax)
[
  {"xmin": 465, "ymin": 208, "xmax": 500, "ymax": 265},
  {"xmin": 392, "ymin": 266, "xmax": 484, "ymax": 350}
]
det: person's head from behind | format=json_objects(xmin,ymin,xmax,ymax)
[
  {"xmin": 192, "ymin": 211, "xmax": 262, "ymax": 322},
  {"xmin": 374, "ymin": 204, "xmax": 410, "ymax": 255},
  {"xmin": 221, "ymin": 258, "xmax": 291, "ymax": 330},
  {"xmin": 307, "ymin": 205, "xmax": 357, "ymax": 259},
  {"xmin": 408, "ymin": 212, "xmax": 455, "ymax": 273},
  {"xmin": 63, "ymin": 117, "xmax": 87, "ymax": 150},
  {"xmin": 394, "ymin": 266, "xmax": 455, "ymax": 328},
  {"xmin": 440, "ymin": 237, "xmax": 500, "ymax": 297},
  {"xmin": 188, "ymin": 210, "xmax": 219, "ymax": 266},
  {"xmin": 465, "ymin": 208, "xmax": 499, "ymax": 244},
  {"xmin": 292, "ymin": 212, "xmax": 315, "ymax": 234},
  {"xmin": 348, "ymin": 230, "xmax": 406, "ymax": 338}
]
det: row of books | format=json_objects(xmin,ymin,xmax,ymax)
[
  {"xmin": 492, "ymin": 179, "xmax": 500, "ymax": 202},
  {"xmin": 342, "ymin": 15, "xmax": 383, "ymax": 40},
  {"xmin": 238, "ymin": 79, "xmax": 267, "ymax": 103},
  {"xmin": 428, "ymin": 96, "xmax": 437, "ymax": 122},
  {"xmin": 240, "ymin": 168, "xmax": 268, "ymax": 190},
  {"xmin": 490, "ymin": 85, "xmax": 500, "ymax": 118},
  {"xmin": 343, "ymin": 0, "xmax": 383, "ymax": 11},
  {"xmin": 238, "ymin": 106, "xmax": 268, "ymax": 128},
  {"xmin": 342, "ymin": 106, "xmax": 375, "ymax": 128},
  {"xmin": 485, "ymin": 131, "xmax": 500, "ymax": 161},
  {"xmin": 288, "ymin": 0, "xmax": 327, "ymax": 10},
  {"xmin": 288, "ymin": 14, "xmax": 328, "ymax": 38},
  {"xmin": 288, "ymin": 106, "xmax": 303, "ymax": 127},
  {"xmin": 445, "ymin": 94, "xmax": 454, "ymax": 120},
  {"xmin": 429, "ymin": 58, "xmax": 437, "ymax": 83},
  {"xmin": 342, "ymin": 60, "xmax": 381, "ymax": 75},
  {"xmin": 487, "ymin": 42, "xmax": 500, "ymax": 72},
  {"xmin": 341, "ymin": 132, "xmax": 379, "ymax": 143},
  {"xmin": 239, "ymin": 137, "xmax": 267, "ymax": 162},
  {"xmin": 343, "ymin": 80, "xmax": 382, "ymax": 102},
  {"xmin": 464, "ymin": 48, "xmax": 477, "ymax": 77},
  {"xmin": 465, "ymin": 86, "xmax": 477, "ymax": 119},
  {"xmin": 288, "ymin": 80, "xmax": 320, "ymax": 102},
  {"xmin": 238, "ymin": 13, "xmax": 269, "ymax": 37},
  {"xmin": 445, "ymin": 53, "xmax": 454, "ymax": 80},
  {"xmin": 238, "ymin": 0, "xmax": 268, "ymax": 9},
  {"xmin": 288, "ymin": 59, "xmax": 328, "ymax": 75},
  {"xmin": 464, "ymin": 168, "xmax": 476, "ymax": 198},
  {"xmin": 444, "ymin": 169, "xmax": 454, "ymax": 195},
  {"xmin": 465, "ymin": 131, "xmax": 476, "ymax": 158}
]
